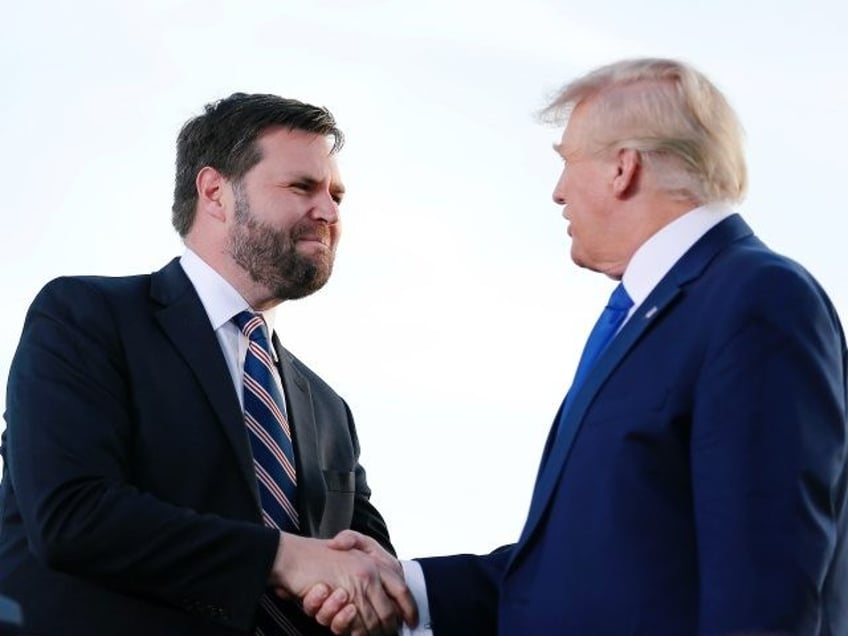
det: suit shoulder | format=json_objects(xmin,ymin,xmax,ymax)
[
  {"xmin": 37, "ymin": 272, "xmax": 152, "ymax": 300},
  {"xmin": 714, "ymin": 240, "xmax": 831, "ymax": 300},
  {"xmin": 706, "ymin": 240, "xmax": 844, "ymax": 336},
  {"xmin": 28, "ymin": 273, "xmax": 154, "ymax": 329}
]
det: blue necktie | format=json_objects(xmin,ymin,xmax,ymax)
[
  {"xmin": 233, "ymin": 311, "xmax": 299, "ymax": 532},
  {"xmin": 555, "ymin": 283, "xmax": 633, "ymax": 442},
  {"xmin": 569, "ymin": 282, "xmax": 634, "ymax": 395},
  {"xmin": 233, "ymin": 312, "xmax": 306, "ymax": 636}
]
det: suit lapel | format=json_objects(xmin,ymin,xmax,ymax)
[
  {"xmin": 515, "ymin": 283, "xmax": 680, "ymax": 550},
  {"xmin": 274, "ymin": 338, "xmax": 325, "ymax": 536},
  {"xmin": 150, "ymin": 259, "xmax": 261, "ymax": 511},
  {"xmin": 512, "ymin": 214, "xmax": 755, "ymax": 561}
]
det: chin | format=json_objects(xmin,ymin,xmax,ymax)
[
  {"xmin": 572, "ymin": 255, "xmax": 603, "ymax": 274},
  {"xmin": 570, "ymin": 248, "xmax": 586, "ymax": 269}
]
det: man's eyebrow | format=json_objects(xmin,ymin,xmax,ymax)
[
  {"xmin": 552, "ymin": 142, "xmax": 566, "ymax": 156},
  {"xmin": 288, "ymin": 173, "xmax": 319, "ymax": 185},
  {"xmin": 287, "ymin": 173, "xmax": 346, "ymax": 198}
]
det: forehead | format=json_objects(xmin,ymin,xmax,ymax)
[
  {"xmin": 557, "ymin": 103, "xmax": 592, "ymax": 156},
  {"xmin": 253, "ymin": 127, "xmax": 340, "ymax": 179}
]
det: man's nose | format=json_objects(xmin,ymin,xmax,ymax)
[
  {"xmin": 552, "ymin": 170, "xmax": 567, "ymax": 205},
  {"xmin": 312, "ymin": 192, "xmax": 340, "ymax": 224}
]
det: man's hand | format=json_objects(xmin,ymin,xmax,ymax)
[
  {"xmin": 302, "ymin": 583, "xmax": 362, "ymax": 635},
  {"xmin": 300, "ymin": 530, "xmax": 418, "ymax": 635},
  {"xmin": 269, "ymin": 532, "xmax": 416, "ymax": 635}
]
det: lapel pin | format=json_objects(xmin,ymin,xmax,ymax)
[{"xmin": 644, "ymin": 306, "xmax": 658, "ymax": 319}]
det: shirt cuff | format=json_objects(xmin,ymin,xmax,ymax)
[{"xmin": 400, "ymin": 559, "xmax": 432, "ymax": 635}]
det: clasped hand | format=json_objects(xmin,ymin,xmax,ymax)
[{"xmin": 270, "ymin": 531, "xmax": 418, "ymax": 635}]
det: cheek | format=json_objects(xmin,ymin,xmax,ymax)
[
  {"xmin": 565, "ymin": 175, "xmax": 589, "ymax": 208},
  {"xmin": 570, "ymin": 177, "xmax": 591, "ymax": 202}
]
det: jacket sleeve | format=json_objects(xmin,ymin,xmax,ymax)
[
  {"xmin": 5, "ymin": 277, "xmax": 279, "ymax": 630},
  {"xmin": 691, "ymin": 263, "xmax": 848, "ymax": 634},
  {"xmin": 416, "ymin": 545, "xmax": 512, "ymax": 635}
]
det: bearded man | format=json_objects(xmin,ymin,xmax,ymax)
[{"xmin": 0, "ymin": 93, "xmax": 415, "ymax": 636}]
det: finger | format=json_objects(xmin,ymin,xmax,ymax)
[
  {"xmin": 363, "ymin": 585, "xmax": 400, "ymax": 635},
  {"xmin": 301, "ymin": 583, "xmax": 331, "ymax": 617},
  {"xmin": 381, "ymin": 570, "xmax": 419, "ymax": 628},
  {"xmin": 328, "ymin": 603, "xmax": 359, "ymax": 635},
  {"xmin": 314, "ymin": 588, "xmax": 350, "ymax": 627},
  {"xmin": 344, "ymin": 535, "xmax": 398, "ymax": 574},
  {"xmin": 362, "ymin": 548, "xmax": 401, "ymax": 575},
  {"xmin": 347, "ymin": 590, "xmax": 382, "ymax": 635}
]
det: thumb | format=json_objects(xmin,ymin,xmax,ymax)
[{"xmin": 327, "ymin": 529, "xmax": 364, "ymax": 550}]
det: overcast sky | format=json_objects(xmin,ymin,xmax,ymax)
[{"xmin": 2, "ymin": 0, "xmax": 846, "ymax": 558}]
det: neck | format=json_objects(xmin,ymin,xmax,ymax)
[{"xmin": 184, "ymin": 237, "xmax": 280, "ymax": 311}]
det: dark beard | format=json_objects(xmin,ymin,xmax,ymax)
[{"xmin": 228, "ymin": 185, "xmax": 334, "ymax": 301}]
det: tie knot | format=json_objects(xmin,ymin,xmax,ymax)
[
  {"xmin": 233, "ymin": 310, "xmax": 268, "ymax": 343},
  {"xmin": 607, "ymin": 283, "xmax": 633, "ymax": 312}
]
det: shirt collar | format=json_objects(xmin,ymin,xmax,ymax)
[
  {"xmin": 622, "ymin": 203, "xmax": 734, "ymax": 310},
  {"xmin": 179, "ymin": 248, "xmax": 278, "ymax": 334}
]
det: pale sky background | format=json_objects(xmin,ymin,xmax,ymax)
[{"xmin": 1, "ymin": 0, "xmax": 846, "ymax": 560}]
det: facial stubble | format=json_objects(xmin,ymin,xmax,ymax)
[{"xmin": 228, "ymin": 184, "xmax": 334, "ymax": 301}]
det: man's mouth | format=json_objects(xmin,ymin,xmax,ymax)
[
  {"xmin": 298, "ymin": 235, "xmax": 329, "ymax": 247},
  {"xmin": 294, "ymin": 226, "xmax": 332, "ymax": 249}
]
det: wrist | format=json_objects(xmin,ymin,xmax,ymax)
[{"xmin": 269, "ymin": 532, "xmax": 294, "ymax": 589}]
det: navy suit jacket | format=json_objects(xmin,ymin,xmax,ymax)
[
  {"xmin": 0, "ymin": 258, "xmax": 392, "ymax": 635},
  {"xmin": 419, "ymin": 215, "xmax": 848, "ymax": 635}
]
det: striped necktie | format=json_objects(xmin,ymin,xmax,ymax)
[
  {"xmin": 233, "ymin": 311, "xmax": 299, "ymax": 532},
  {"xmin": 233, "ymin": 311, "xmax": 307, "ymax": 636}
]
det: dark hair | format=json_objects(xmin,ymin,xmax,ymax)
[{"xmin": 171, "ymin": 92, "xmax": 344, "ymax": 236}]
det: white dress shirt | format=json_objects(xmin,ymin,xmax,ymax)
[
  {"xmin": 401, "ymin": 203, "xmax": 735, "ymax": 635},
  {"xmin": 179, "ymin": 248, "xmax": 286, "ymax": 410},
  {"xmin": 621, "ymin": 202, "xmax": 734, "ymax": 322}
]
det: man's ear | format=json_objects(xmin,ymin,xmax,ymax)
[
  {"xmin": 612, "ymin": 148, "xmax": 641, "ymax": 198},
  {"xmin": 196, "ymin": 166, "xmax": 229, "ymax": 222}
]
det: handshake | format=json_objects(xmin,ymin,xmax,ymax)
[{"xmin": 270, "ymin": 530, "xmax": 419, "ymax": 635}]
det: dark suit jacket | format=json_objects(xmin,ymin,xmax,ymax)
[
  {"xmin": 0, "ymin": 594, "xmax": 21, "ymax": 634},
  {"xmin": 419, "ymin": 215, "xmax": 848, "ymax": 635},
  {"xmin": 0, "ymin": 258, "xmax": 392, "ymax": 635}
]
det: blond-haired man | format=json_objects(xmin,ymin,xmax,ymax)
[{"xmin": 309, "ymin": 58, "xmax": 848, "ymax": 635}]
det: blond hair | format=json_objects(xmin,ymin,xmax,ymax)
[{"xmin": 541, "ymin": 58, "xmax": 747, "ymax": 204}]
